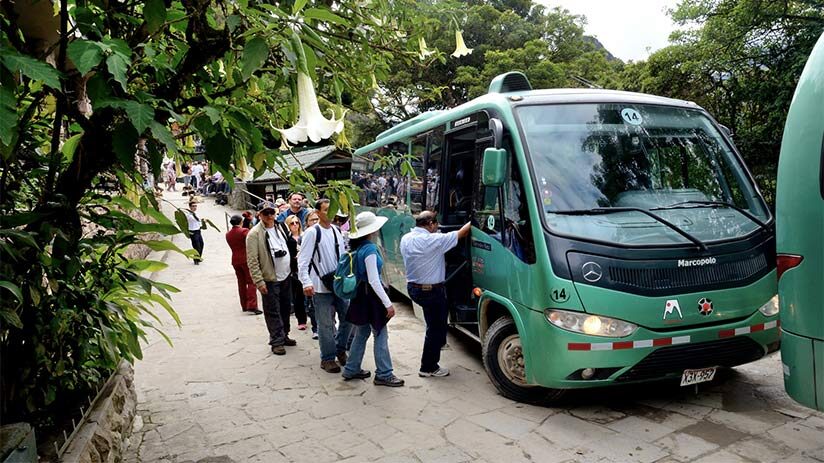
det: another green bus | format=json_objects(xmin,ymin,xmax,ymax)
[
  {"xmin": 354, "ymin": 72, "xmax": 780, "ymax": 402},
  {"xmin": 776, "ymin": 33, "xmax": 824, "ymax": 412}
]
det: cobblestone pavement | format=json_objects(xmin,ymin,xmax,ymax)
[{"xmin": 125, "ymin": 192, "xmax": 824, "ymax": 463}]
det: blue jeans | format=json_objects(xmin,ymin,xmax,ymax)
[
  {"xmin": 408, "ymin": 285, "xmax": 448, "ymax": 373},
  {"xmin": 313, "ymin": 293, "xmax": 353, "ymax": 362},
  {"xmin": 343, "ymin": 324, "xmax": 393, "ymax": 380}
]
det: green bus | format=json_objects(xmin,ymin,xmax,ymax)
[
  {"xmin": 354, "ymin": 72, "xmax": 780, "ymax": 402},
  {"xmin": 776, "ymin": 33, "xmax": 824, "ymax": 412}
]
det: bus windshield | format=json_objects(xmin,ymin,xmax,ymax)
[{"xmin": 516, "ymin": 103, "xmax": 770, "ymax": 246}]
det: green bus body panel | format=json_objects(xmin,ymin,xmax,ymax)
[
  {"xmin": 777, "ymin": 32, "xmax": 824, "ymax": 412},
  {"xmin": 777, "ymin": 31, "xmax": 824, "ymax": 341},
  {"xmin": 572, "ymin": 272, "xmax": 777, "ymax": 329},
  {"xmin": 781, "ymin": 329, "xmax": 822, "ymax": 411}
]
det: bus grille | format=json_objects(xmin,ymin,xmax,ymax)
[
  {"xmin": 616, "ymin": 337, "xmax": 765, "ymax": 382},
  {"xmin": 607, "ymin": 253, "xmax": 768, "ymax": 292}
]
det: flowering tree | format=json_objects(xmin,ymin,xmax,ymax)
[{"xmin": 0, "ymin": 0, "xmax": 421, "ymax": 422}]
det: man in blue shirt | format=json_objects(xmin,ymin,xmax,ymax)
[
  {"xmin": 400, "ymin": 211, "xmax": 470, "ymax": 378},
  {"xmin": 276, "ymin": 192, "xmax": 309, "ymax": 225}
]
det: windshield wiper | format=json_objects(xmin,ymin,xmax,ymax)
[
  {"xmin": 551, "ymin": 207, "xmax": 708, "ymax": 251},
  {"xmin": 651, "ymin": 200, "xmax": 768, "ymax": 231}
]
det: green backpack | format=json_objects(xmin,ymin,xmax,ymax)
[{"xmin": 333, "ymin": 249, "xmax": 361, "ymax": 300}]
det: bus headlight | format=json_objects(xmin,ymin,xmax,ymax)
[
  {"xmin": 758, "ymin": 295, "xmax": 779, "ymax": 317},
  {"xmin": 544, "ymin": 309, "xmax": 637, "ymax": 338}
]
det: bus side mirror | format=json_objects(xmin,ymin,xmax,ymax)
[{"xmin": 482, "ymin": 147, "xmax": 507, "ymax": 187}]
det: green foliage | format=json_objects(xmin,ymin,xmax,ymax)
[
  {"xmin": 1, "ymin": 0, "xmax": 420, "ymax": 422},
  {"xmin": 617, "ymin": 0, "xmax": 824, "ymax": 206}
]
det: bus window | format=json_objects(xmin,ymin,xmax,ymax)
[
  {"xmin": 425, "ymin": 129, "xmax": 443, "ymax": 211},
  {"xmin": 443, "ymin": 128, "xmax": 477, "ymax": 224},
  {"xmin": 503, "ymin": 152, "xmax": 536, "ymax": 264},
  {"xmin": 477, "ymin": 136, "xmax": 535, "ymax": 264},
  {"xmin": 409, "ymin": 135, "xmax": 426, "ymax": 213}
]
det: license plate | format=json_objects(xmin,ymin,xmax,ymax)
[{"xmin": 680, "ymin": 367, "xmax": 717, "ymax": 386}]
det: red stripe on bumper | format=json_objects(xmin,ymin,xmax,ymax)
[
  {"xmin": 653, "ymin": 338, "xmax": 672, "ymax": 347},
  {"xmin": 719, "ymin": 329, "xmax": 735, "ymax": 338},
  {"xmin": 613, "ymin": 341, "xmax": 633, "ymax": 350},
  {"xmin": 568, "ymin": 343, "xmax": 591, "ymax": 351},
  {"xmin": 751, "ymin": 323, "xmax": 765, "ymax": 332}
]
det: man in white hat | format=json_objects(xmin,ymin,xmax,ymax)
[{"xmin": 400, "ymin": 211, "xmax": 470, "ymax": 378}]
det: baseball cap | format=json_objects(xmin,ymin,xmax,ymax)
[
  {"xmin": 257, "ymin": 201, "xmax": 277, "ymax": 212},
  {"xmin": 274, "ymin": 198, "xmax": 286, "ymax": 206}
]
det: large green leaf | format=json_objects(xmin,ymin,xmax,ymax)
[
  {"xmin": 106, "ymin": 54, "xmax": 130, "ymax": 91},
  {"xmin": 144, "ymin": 0, "xmax": 167, "ymax": 33},
  {"xmin": 303, "ymin": 8, "xmax": 350, "ymax": 26},
  {"xmin": 241, "ymin": 37, "xmax": 269, "ymax": 80},
  {"xmin": 0, "ymin": 85, "xmax": 17, "ymax": 147},
  {"xmin": 174, "ymin": 210, "xmax": 190, "ymax": 238},
  {"xmin": 0, "ymin": 280, "xmax": 23, "ymax": 304},
  {"xmin": 204, "ymin": 132, "xmax": 233, "ymax": 170},
  {"xmin": 139, "ymin": 239, "xmax": 188, "ymax": 254},
  {"xmin": 0, "ymin": 52, "xmax": 62, "ymax": 89},
  {"xmin": 123, "ymin": 101, "xmax": 155, "ymax": 134},
  {"xmin": 61, "ymin": 133, "xmax": 83, "ymax": 162},
  {"xmin": 127, "ymin": 259, "xmax": 169, "ymax": 273},
  {"xmin": 149, "ymin": 121, "xmax": 178, "ymax": 154},
  {"xmin": 67, "ymin": 40, "xmax": 104, "ymax": 75},
  {"xmin": 292, "ymin": 0, "xmax": 308, "ymax": 15},
  {"xmin": 112, "ymin": 122, "xmax": 139, "ymax": 167}
]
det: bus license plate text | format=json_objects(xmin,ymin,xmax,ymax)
[{"xmin": 680, "ymin": 367, "xmax": 717, "ymax": 387}]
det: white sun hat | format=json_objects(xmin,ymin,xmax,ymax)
[{"xmin": 348, "ymin": 211, "xmax": 388, "ymax": 239}]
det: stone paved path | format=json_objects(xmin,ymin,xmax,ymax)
[{"xmin": 125, "ymin": 191, "xmax": 824, "ymax": 463}]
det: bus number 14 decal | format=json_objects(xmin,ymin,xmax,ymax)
[{"xmin": 551, "ymin": 288, "xmax": 570, "ymax": 303}]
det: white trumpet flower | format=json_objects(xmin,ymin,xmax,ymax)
[
  {"xmin": 278, "ymin": 34, "xmax": 345, "ymax": 144},
  {"xmin": 419, "ymin": 37, "xmax": 436, "ymax": 60},
  {"xmin": 451, "ymin": 29, "xmax": 473, "ymax": 58}
]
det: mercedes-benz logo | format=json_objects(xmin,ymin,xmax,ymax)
[{"xmin": 582, "ymin": 262, "xmax": 603, "ymax": 283}]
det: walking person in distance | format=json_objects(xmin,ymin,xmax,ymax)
[{"xmin": 184, "ymin": 200, "xmax": 205, "ymax": 265}]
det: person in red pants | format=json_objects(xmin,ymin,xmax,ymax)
[{"xmin": 225, "ymin": 215, "xmax": 262, "ymax": 314}]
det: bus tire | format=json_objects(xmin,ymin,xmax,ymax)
[{"xmin": 482, "ymin": 316, "xmax": 564, "ymax": 404}]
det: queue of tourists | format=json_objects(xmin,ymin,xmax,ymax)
[{"xmin": 209, "ymin": 191, "xmax": 470, "ymax": 387}]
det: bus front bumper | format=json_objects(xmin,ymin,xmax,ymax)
[{"xmin": 522, "ymin": 309, "xmax": 781, "ymax": 389}]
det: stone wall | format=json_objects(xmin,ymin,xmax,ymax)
[
  {"xmin": 61, "ymin": 362, "xmax": 137, "ymax": 463},
  {"xmin": 228, "ymin": 181, "xmax": 248, "ymax": 210}
]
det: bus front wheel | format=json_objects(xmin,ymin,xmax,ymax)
[{"xmin": 482, "ymin": 316, "xmax": 564, "ymax": 404}]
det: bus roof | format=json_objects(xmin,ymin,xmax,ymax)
[{"xmin": 355, "ymin": 85, "xmax": 702, "ymax": 156}]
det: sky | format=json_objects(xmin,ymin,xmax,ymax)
[{"xmin": 536, "ymin": 0, "xmax": 681, "ymax": 62}]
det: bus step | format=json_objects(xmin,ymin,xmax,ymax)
[{"xmin": 454, "ymin": 305, "xmax": 478, "ymax": 323}]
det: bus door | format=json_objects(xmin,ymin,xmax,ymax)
[{"xmin": 438, "ymin": 115, "xmax": 491, "ymax": 327}]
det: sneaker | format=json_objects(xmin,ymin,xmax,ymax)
[
  {"xmin": 336, "ymin": 351, "xmax": 348, "ymax": 366},
  {"xmin": 374, "ymin": 375, "xmax": 405, "ymax": 387},
  {"xmin": 297, "ymin": 324, "xmax": 307, "ymax": 330},
  {"xmin": 311, "ymin": 331, "xmax": 318, "ymax": 340},
  {"xmin": 419, "ymin": 367, "xmax": 450, "ymax": 378},
  {"xmin": 321, "ymin": 360, "xmax": 341, "ymax": 373},
  {"xmin": 342, "ymin": 370, "xmax": 371, "ymax": 380},
  {"xmin": 271, "ymin": 345, "xmax": 286, "ymax": 355},
  {"xmin": 284, "ymin": 337, "xmax": 297, "ymax": 347}
]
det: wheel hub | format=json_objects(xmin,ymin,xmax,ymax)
[{"xmin": 497, "ymin": 334, "xmax": 528, "ymax": 385}]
